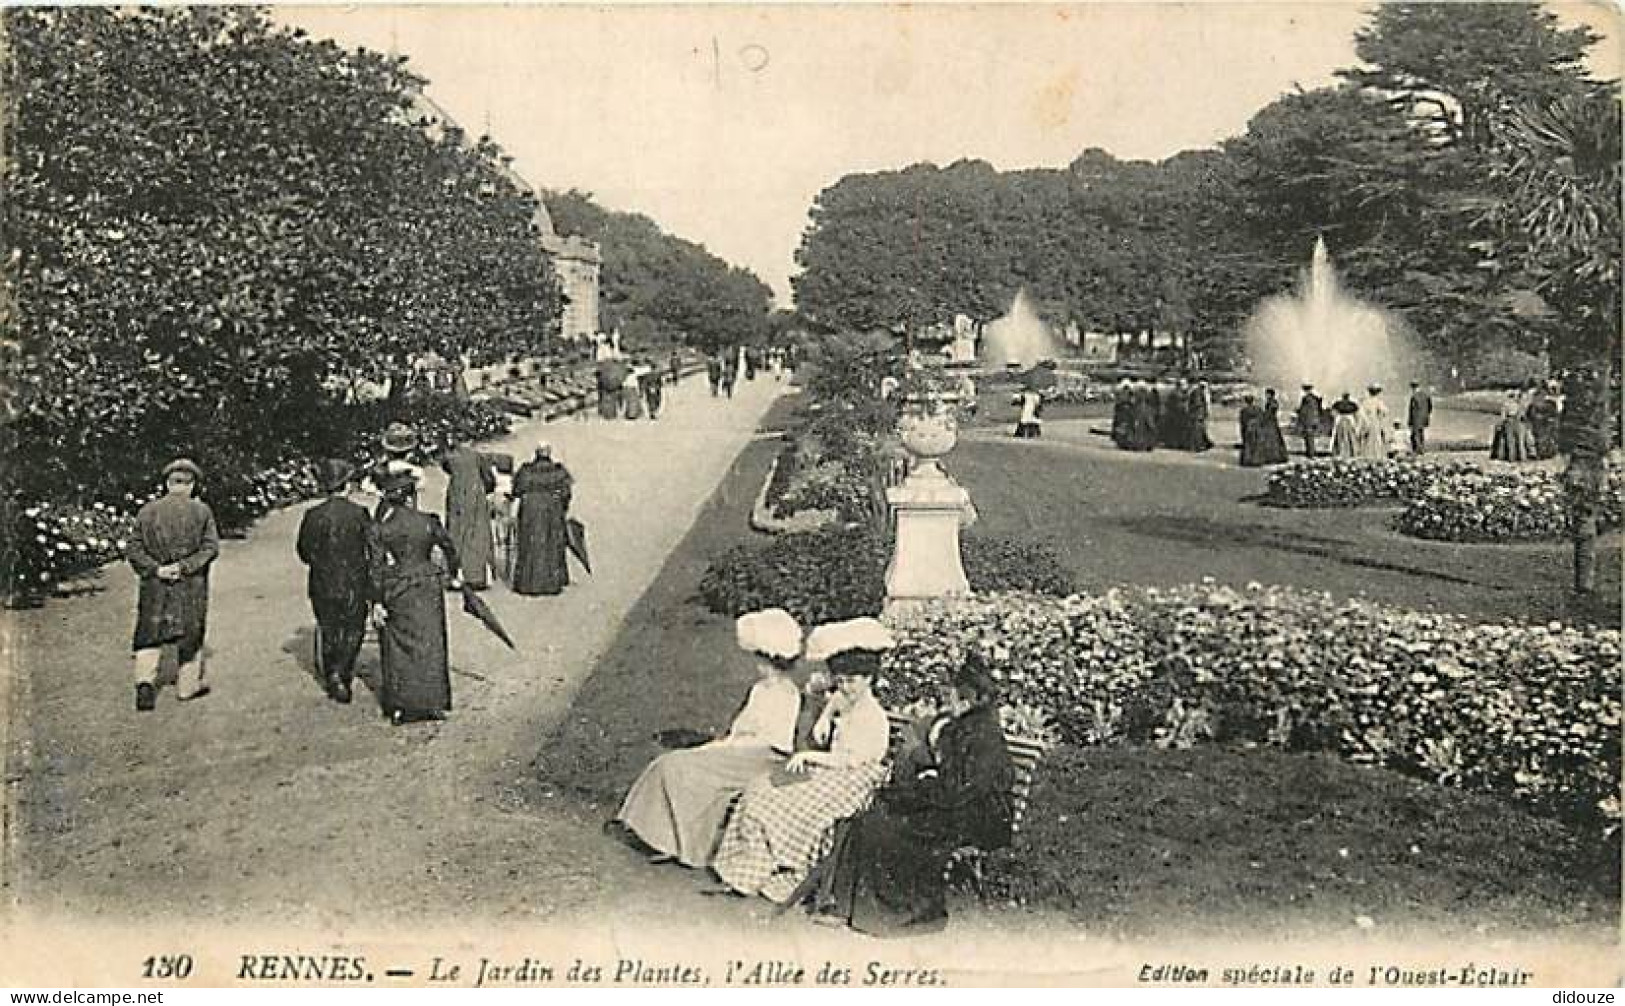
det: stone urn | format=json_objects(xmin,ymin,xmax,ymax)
[
  {"xmin": 896, "ymin": 393, "xmax": 961, "ymax": 481},
  {"xmin": 885, "ymin": 391, "xmax": 971, "ymax": 613}
]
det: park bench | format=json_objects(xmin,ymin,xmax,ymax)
[
  {"xmin": 774, "ymin": 709, "xmax": 1049, "ymax": 914},
  {"xmin": 883, "ymin": 710, "xmax": 1048, "ymax": 890}
]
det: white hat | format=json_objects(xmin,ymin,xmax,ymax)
[
  {"xmin": 804, "ymin": 617, "xmax": 895, "ymax": 662},
  {"xmin": 534, "ymin": 441, "xmax": 553, "ymax": 457},
  {"xmin": 735, "ymin": 608, "xmax": 803, "ymax": 661}
]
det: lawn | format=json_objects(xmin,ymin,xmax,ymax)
[
  {"xmin": 535, "ymin": 396, "xmax": 1619, "ymax": 932},
  {"xmin": 946, "ymin": 435, "xmax": 1620, "ymax": 628}
]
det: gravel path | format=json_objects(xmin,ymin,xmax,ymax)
[{"xmin": 5, "ymin": 374, "xmax": 785, "ymax": 927}]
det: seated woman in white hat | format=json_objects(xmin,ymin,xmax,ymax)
[
  {"xmin": 710, "ymin": 617, "xmax": 893, "ymax": 903},
  {"xmin": 615, "ymin": 609, "xmax": 805, "ymax": 869}
]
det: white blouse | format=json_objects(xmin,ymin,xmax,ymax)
[
  {"xmin": 811, "ymin": 690, "xmax": 889, "ymax": 766},
  {"xmin": 721, "ymin": 677, "xmax": 800, "ymax": 753}
]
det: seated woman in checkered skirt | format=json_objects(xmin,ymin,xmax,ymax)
[{"xmin": 710, "ymin": 618, "xmax": 893, "ymax": 904}]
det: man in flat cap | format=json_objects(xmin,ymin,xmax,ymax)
[
  {"xmin": 296, "ymin": 459, "xmax": 376, "ymax": 703},
  {"xmin": 126, "ymin": 458, "xmax": 219, "ymax": 711}
]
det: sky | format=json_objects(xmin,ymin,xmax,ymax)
[{"xmin": 278, "ymin": 3, "xmax": 1622, "ymax": 305}]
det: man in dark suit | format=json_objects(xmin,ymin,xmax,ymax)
[
  {"xmin": 1295, "ymin": 385, "xmax": 1324, "ymax": 458},
  {"xmin": 296, "ymin": 459, "xmax": 375, "ymax": 703},
  {"xmin": 1408, "ymin": 381, "xmax": 1433, "ymax": 454}
]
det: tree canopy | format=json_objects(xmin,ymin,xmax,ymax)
[{"xmin": 545, "ymin": 189, "xmax": 773, "ymax": 353}]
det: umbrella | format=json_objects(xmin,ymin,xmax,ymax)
[
  {"xmin": 460, "ymin": 584, "xmax": 517, "ymax": 650},
  {"xmin": 566, "ymin": 517, "xmax": 592, "ymax": 575}
]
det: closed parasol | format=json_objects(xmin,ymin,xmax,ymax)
[
  {"xmin": 460, "ymin": 584, "xmax": 516, "ymax": 649},
  {"xmin": 566, "ymin": 517, "xmax": 592, "ymax": 575}
]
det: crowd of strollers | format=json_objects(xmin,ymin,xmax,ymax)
[
  {"xmin": 610, "ymin": 609, "xmax": 1014, "ymax": 939},
  {"xmin": 1102, "ymin": 378, "xmax": 1567, "ymax": 466}
]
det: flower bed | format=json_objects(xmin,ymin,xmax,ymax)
[
  {"xmin": 1265, "ymin": 456, "xmax": 1484, "ymax": 508},
  {"xmin": 1397, "ymin": 464, "xmax": 1624, "ymax": 542},
  {"xmin": 698, "ymin": 526, "xmax": 1076, "ymax": 627},
  {"xmin": 878, "ymin": 584, "xmax": 1621, "ymax": 837}
]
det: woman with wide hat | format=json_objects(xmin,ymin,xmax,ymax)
[
  {"xmin": 711, "ymin": 617, "xmax": 893, "ymax": 903},
  {"xmin": 369, "ymin": 467, "xmax": 459, "ymax": 724},
  {"xmin": 615, "ymin": 608, "xmax": 805, "ymax": 869}
]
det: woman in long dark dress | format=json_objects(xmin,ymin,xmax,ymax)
[
  {"xmin": 1110, "ymin": 380, "xmax": 1133, "ymax": 447},
  {"xmin": 1238, "ymin": 395, "xmax": 1263, "ymax": 467},
  {"xmin": 370, "ymin": 470, "xmax": 458, "ymax": 725},
  {"xmin": 1187, "ymin": 382, "xmax": 1213, "ymax": 452},
  {"xmin": 810, "ymin": 655, "xmax": 1014, "ymax": 937},
  {"xmin": 1256, "ymin": 389, "xmax": 1290, "ymax": 465},
  {"xmin": 511, "ymin": 444, "xmax": 574, "ymax": 596}
]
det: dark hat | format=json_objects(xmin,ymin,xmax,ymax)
[
  {"xmin": 381, "ymin": 423, "xmax": 418, "ymax": 454},
  {"xmin": 375, "ymin": 465, "xmax": 419, "ymax": 494},
  {"xmin": 162, "ymin": 458, "xmax": 203, "ymax": 481},
  {"xmin": 316, "ymin": 458, "xmax": 356, "ymax": 494}
]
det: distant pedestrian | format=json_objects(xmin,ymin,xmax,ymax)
[
  {"xmin": 1013, "ymin": 389, "xmax": 1043, "ymax": 439},
  {"xmin": 669, "ymin": 348, "xmax": 683, "ymax": 386},
  {"xmin": 440, "ymin": 442, "xmax": 497, "ymax": 590},
  {"xmin": 642, "ymin": 365, "xmax": 664, "ymax": 419},
  {"xmin": 1491, "ymin": 390, "xmax": 1536, "ymax": 462},
  {"xmin": 707, "ymin": 355, "xmax": 724, "ymax": 397},
  {"xmin": 1358, "ymin": 385, "xmax": 1392, "ymax": 459},
  {"xmin": 1528, "ymin": 382, "xmax": 1561, "ymax": 460},
  {"xmin": 511, "ymin": 443, "xmax": 574, "ymax": 597},
  {"xmin": 1330, "ymin": 392, "xmax": 1361, "ymax": 457},
  {"xmin": 127, "ymin": 458, "xmax": 219, "ymax": 711},
  {"xmin": 1256, "ymin": 389, "xmax": 1289, "ymax": 465},
  {"xmin": 1238, "ymin": 395, "xmax": 1264, "ymax": 467},
  {"xmin": 296, "ymin": 459, "xmax": 375, "ymax": 704},
  {"xmin": 1296, "ymin": 385, "xmax": 1324, "ymax": 458},
  {"xmin": 720, "ymin": 352, "xmax": 738, "ymax": 398},
  {"xmin": 1187, "ymin": 382, "xmax": 1213, "ymax": 452},
  {"xmin": 1407, "ymin": 382, "xmax": 1433, "ymax": 455}
]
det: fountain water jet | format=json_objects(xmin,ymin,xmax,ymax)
[
  {"xmin": 981, "ymin": 288, "xmax": 1062, "ymax": 369},
  {"xmin": 1245, "ymin": 238, "xmax": 1405, "ymax": 396}
]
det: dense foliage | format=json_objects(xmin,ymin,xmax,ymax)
[
  {"xmin": 0, "ymin": 7, "xmax": 561, "ymax": 582},
  {"xmin": 2, "ymin": 396, "xmax": 510, "ymax": 597},
  {"xmin": 880, "ymin": 585, "xmax": 1621, "ymax": 837},
  {"xmin": 544, "ymin": 189, "xmax": 773, "ymax": 354},
  {"xmin": 698, "ymin": 527, "xmax": 1075, "ymax": 626},
  {"xmin": 790, "ymin": 4, "xmax": 1614, "ymax": 378}
]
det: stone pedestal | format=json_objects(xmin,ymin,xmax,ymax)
[{"xmin": 884, "ymin": 465, "xmax": 971, "ymax": 615}]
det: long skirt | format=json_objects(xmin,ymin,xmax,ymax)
[
  {"xmin": 1258, "ymin": 420, "xmax": 1289, "ymax": 465},
  {"xmin": 1013, "ymin": 421, "xmax": 1041, "ymax": 439},
  {"xmin": 1492, "ymin": 418, "xmax": 1536, "ymax": 462},
  {"xmin": 597, "ymin": 387, "xmax": 622, "ymax": 420},
  {"xmin": 512, "ymin": 494, "xmax": 569, "ymax": 595},
  {"xmin": 617, "ymin": 744, "xmax": 784, "ymax": 868},
  {"xmin": 712, "ymin": 762, "xmax": 889, "ymax": 903},
  {"xmin": 1331, "ymin": 415, "xmax": 1359, "ymax": 457},
  {"xmin": 1356, "ymin": 420, "xmax": 1389, "ymax": 460},
  {"xmin": 624, "ymin": 389, "xmax": 644, "ymax": 420},
  {"xmin": 445, "ymin": 495, "xmax": 493, "ymax": 589},
  {"xmin": 377, "ymin": 572, "xmax": 451, "ymax": 716},
  {"xmin": 815, "ymin": 808, "xmax": 953, "ymax": 937}
]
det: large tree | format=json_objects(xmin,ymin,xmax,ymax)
[
  {"xmin": 1, "ymin": 6, "xmax": 562, "ymax": 501},
  {"xmin": 1487, "ymin": 89, "xmax": 1621, "ymax": 596}
]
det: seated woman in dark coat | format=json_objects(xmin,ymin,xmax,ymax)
[{"xmin": 809, "ymin": 654, "xmax": 1015, "ymax": 937}]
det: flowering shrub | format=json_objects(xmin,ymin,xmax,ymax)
[
  {"xmin": 880, "ymin": 584, "xmax": 1621, "ymax": 836},
  {"xmin": 1265, "ymin": 456, "xmax": 1483, "ymax": 508},
  {"xmin": 775, "ymin": 461, "xmax": 876, "ymax": 524},
  {"xmin": 698, "ymin": 527, "xmax": 1076, "ymax": 627},
  {"xmin": 3, "ymin": 396, "xmax": 512, "ymax": 600},
  {"xmin": 1397, "ymin": 464, "xmax": 1624, "ymax": 542},
  {"xmin": 6, "ymin": 500, "xmax": 139, "ymax": 594}
]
